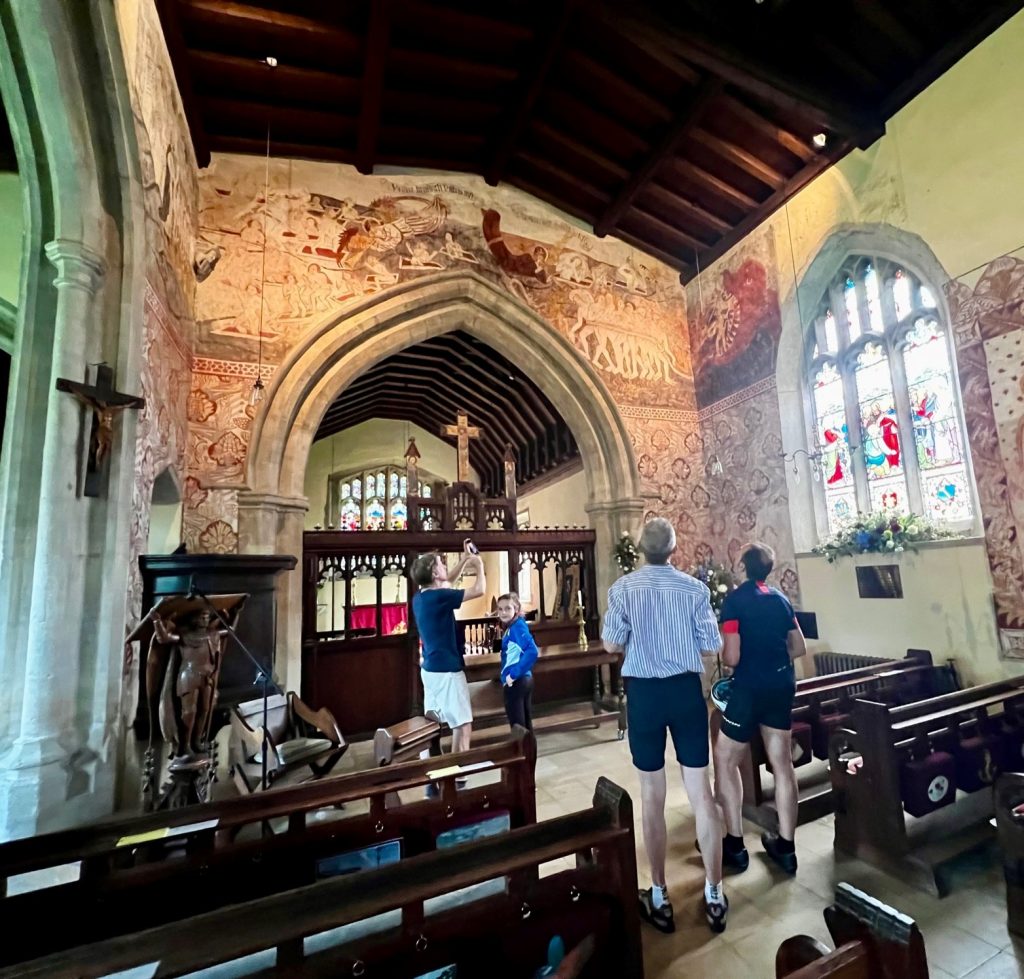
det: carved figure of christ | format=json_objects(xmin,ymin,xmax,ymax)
[{"xmin": 442, "ymin": 411, "xmax": 481, "ymax": 484}]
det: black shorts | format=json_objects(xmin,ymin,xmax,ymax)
[
  {"xmin": 625, "ymin": 673, "xmax": 709, "ymax": 771},
  {"xmin": 720, "ymin": 683, "xmax": 795, "ymax": 744}
]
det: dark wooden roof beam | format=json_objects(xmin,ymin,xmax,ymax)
[
  {"xmin": 563, "ymin": 50, "xmax": 674, "ymax": 124},
  {"xmin": 718, "ymin": 95, "xmax": 817, "ymax": 164},
  {"xmin": 529, "ymin": 121, "xmax": 630, "ymax": 181},
  {"xmin": 626, "ymin": 207, "xmax": 710, "ymax": 253},
  {"xmin": 188, "ymin": 49, "xmax": 362, "ymax": 109},
  {"xmin": 641, "ymin": 182, "xmax": 732, "ymax": 236},
  {"xmin": 594, "ymin": 78, "xmax": 720, "ymax": 238},
  {"xmin": 684, "ymin": 138, "xmax": 853, "ymax": 282},
  {"xmin": 394, "ymin": 0, "xmax": 534, "ymax": 43},
  {"xmin": 356, "ymin": 0, "xmax": 392, "ymax": 175},
  {"xmin": 667, "ymin": 157, "xmax": 759, "ymax": 212},
  {"xmin": 179, "ymin": 0, "xmax": 361, "ymax": 62},
  {"xmin": 516, "ymin": 152, "xmax": 610, "ymax": 206},
  {"xmin": 485, "ymin": 0, "xmax": 577, "ymax": 186},
  {"xmin": 155, "ymin": 0, "xmax": 211, "ymax": 167},
  {"xmin": 207, "ymin": 135, "xmax": 356, "ymax": 164},
  {"xmin": 690, "ymin": 129, "xmax": 787, "ymax": 190},
  {"xmin": 857, "ymin": 3, "xmax": 926, "ymax": 62},
  {"xmin": 601, "ymin": 4, "xmax": 883, "ymax": 143},
  {"xmin": 388, "ymin": 49, "xmax": 518, "ymax": 84}
]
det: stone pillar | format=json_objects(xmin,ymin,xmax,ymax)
[
  {"xmin": 237, "ymin": 491, "xmax": 308, "ymax": 692},
  {"xmin": 586, "ymin": 496, "xmax": 644, "ymax": 613},
  {"xmin": 0, "ymin": 240, "xmax": 107, "ymax": 840}
]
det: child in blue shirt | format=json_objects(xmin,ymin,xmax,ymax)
[{"xmin": 496, "ymin": 592, "xmax": 538, "ymax": 732}]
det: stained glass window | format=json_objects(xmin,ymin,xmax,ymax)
[
  {"xmin": 325, "ymin": 464, "xmax": 445, "ymax": 531},
  {"xmin": 807, "ymin": 258, "xmax": 973, "ymax": 536},
  {"xmin": 812, "ymin": 361, "xmax": 855, "ymax": 534}
]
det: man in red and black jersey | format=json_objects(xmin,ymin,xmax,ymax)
[{"xmin": 714, "ymin": 542, "xmax": 807, "ymax": 874}]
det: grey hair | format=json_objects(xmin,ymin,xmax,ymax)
[{"xmin": 639, "ymin": 518, "xmax": 676, "ymax": 563}]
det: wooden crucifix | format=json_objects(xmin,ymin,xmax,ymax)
[
  {"xmin": 441, "ymin": 410, "xmax": 480, "ymax": 484},
  {"xmin": 56, "ymin": 363, "xmax": 145, "ymax": 497}
]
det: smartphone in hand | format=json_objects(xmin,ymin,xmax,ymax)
[{"xmin": 464, "ymin": 538, "xmax": 479, "ymax": 555}]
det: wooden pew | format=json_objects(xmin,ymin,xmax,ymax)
[
  {"xmin": 1, "ymin": 777, "xmax": 642, "ymax": 979},
  {"xmin": 712, "ymin": 650, "xmax": 951, "ymax": 834},
  {"xmin": 994, "ymin": 771, "xmax": 1024, "ymax": 937},
  {"xmin": 373, "ymin": 711, "xmax": 443, "ymax": 766},
  {"xmin": 830, "ymin": 677, "xmax": 1024, "ymax": 895},
  {"xmin": 776, "ymin": 882, "xmax": 928, "ymax": 978},
  {"xmin": 0, "ymin": 730, "xmax": 536, "ymax": 968}
]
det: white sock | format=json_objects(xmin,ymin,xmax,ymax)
[
  {"xmin": 704, "ymin": 879, "xmax": 724, "ymax": 905},
  {"xmin": 651, "ymin": 883, "xmax": 668, "ymax": 909}
]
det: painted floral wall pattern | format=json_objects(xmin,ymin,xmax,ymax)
[{"xmin": 945, "ymin": 255, "xmax": 1024, "ymax": 653}]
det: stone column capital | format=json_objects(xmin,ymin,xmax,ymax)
[
  {"xmin": 237, "ymin": 491, "xmax": 310, "ymax": 515},
  {"xmin": 44, "ymin": 239, "xmax": 106, "ymax": 295}
]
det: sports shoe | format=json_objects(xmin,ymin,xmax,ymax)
[
  {"xmin": 694, "ymin": 837, "xmax": 750, "ymax": 873},
  {"xmin": 704, "ymin": 891, "xmax": 729, "ymax": 934},
  {"xmin": 638, "ymin": 887, "xmax": 675, "ymax": 934},
  {"xmin": 761, "ymin": 832, "xmax": 798, "ymax": 874}
]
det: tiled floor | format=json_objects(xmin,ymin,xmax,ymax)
[{"xmin": 518, "ymin": 728, "xmax": 1022, "ymax": 979}]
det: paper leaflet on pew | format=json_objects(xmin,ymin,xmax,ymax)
[
  {"xmin": 425, "ymin": 761, "xmax": 494, "ymax": 780},
  {"xmin": 116, "ymin": 818, "xmax": 219, "ymax": 848}
]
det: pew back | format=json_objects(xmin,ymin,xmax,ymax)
[
  {"xmin": 0, "ymin": 777, "xmax": 642, "ymax": 979},
  {"xmin": 0, "ymin": 731, "xmax": 537, "ymax": 968}
]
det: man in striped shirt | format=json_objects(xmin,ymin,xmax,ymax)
[{"xmin": 602, "ymin": 518, "xmax": 728, "ymax": 935}]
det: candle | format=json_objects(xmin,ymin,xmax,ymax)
[{"xmin": 577, "ymin": 590, "xmax": 583, "ymax": 606}]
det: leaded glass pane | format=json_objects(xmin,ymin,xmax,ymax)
[
  {"xmin": 366, "ymin": 499, "xmax": 386, "ymax": 530},
  {"xmin": 390, "ymin": 500, "xmax": 408, "ymax": 530},
  {"xmin": 423, "ymin": 485, "xmax": 433, "ymax": 499},
  {"xmin": 855, "ymin": 342, "xmax": 909, "ymax": 512},
  {"xmin": 341, "ymin": 482, "xmax": 350, "ymax": 498},
  {"xmin": 352, "ymin": 477, "xmax": 362, "ymax": 500},
  {"xmin": 824, "ymin": 311, "xmax": 838, "ymax": 352},
  {"xmin": 812, "ymin": 361, "xmax": 854, "ymax": 533},
  {"xmin": 844, "ymin": 278, "xmax": 861, "ymax": 340},
  {"xmin": 903, "ymin": 318, "xmax": 972, "ymax": 523},
  {"xmin": 339, "ymin": 499, "xmax": 361, "ymax": 532},
  {"xmin": 389, "ymin": 470, "xmax": 399, "ymax": 498},
  {"xmin": 400, "ymin": 475, "xmax": 408, "ymax": 496},
  {"xmin": 375, "ymin": 472, "xmax": 386, "ymax": 497},
  {"xmin": 920, "ymin": 285, "xmax": 937, "ymax": 308},
  {"xmin": 864, "ymin": 263, "xmax": 884, "ymax": 333},
  {"xmin": 893, "ymin": 269, "xmax": 912, "ymax": 320}
]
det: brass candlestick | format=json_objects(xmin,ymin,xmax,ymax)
[{"xmin": 576, "ymin": 603, "xmax": 589, "ymax": 650}]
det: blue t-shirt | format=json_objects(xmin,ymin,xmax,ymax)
[
  {"xmin": 720, "ymin": 580, "xmax": 798, "ymax": 690},
  {"xmin": 500, "ymin": 617, "xmax": 539, "ymax": 683},
  {"xmin": 412, "ymin": 587, "xmax": 466, "ymax": 673}
]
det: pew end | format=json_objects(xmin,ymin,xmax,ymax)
[
  {"xmin": 996, "ymin": 771, "xmax": 1024, "ymax": 937},
  {"xmin": 777, "ymin": 883, "xmax": 928, "ymax": 979}
]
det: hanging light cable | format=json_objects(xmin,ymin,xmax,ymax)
[{"xmin": 249, "ymin": 57, "xmax": 277, "ymax": 406}]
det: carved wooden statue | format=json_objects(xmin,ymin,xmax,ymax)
[{"xmin": 130, "ymin": 593, "xmax": 247, "ymax": 808}]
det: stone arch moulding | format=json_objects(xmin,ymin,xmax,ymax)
[
  {"xmin": 775, "ymin": 222, "xmax": 969, "ymax": 551},
  {"xmin": 239, "ymin": 270, "xmax": 642, "ymax": 688}
]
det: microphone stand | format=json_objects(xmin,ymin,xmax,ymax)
[{"xmin": 191, "ymin": 583, "xmax": 280, "ymax": 792}]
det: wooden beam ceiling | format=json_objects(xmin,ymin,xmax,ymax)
[{"xmin": 161, "ymin": 0, "xmax": 1019, "ymax": 282}]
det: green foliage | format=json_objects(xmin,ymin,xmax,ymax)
[
  {"xmin": 613, "ymin": 533, "xmax": 639, "ymax": 574},
  {"xmin": 812, "ymin": 510, "xmax": 961, "ymax": 563}
]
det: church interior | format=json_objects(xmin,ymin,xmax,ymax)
[{"xmin": 2, "ymin": 0, "xmax": 1024, "ymax": 975}]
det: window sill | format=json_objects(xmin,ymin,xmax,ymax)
[{"xmin": 795, "ymin": 535, "xmax": 986, "ymax": 560}]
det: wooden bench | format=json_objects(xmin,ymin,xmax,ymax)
[
  {"xmin": 712, "ymin": 650, "xmax": 952, "ymax": 834},
  {"xmin": 373, "ymin": 711, "xmax": 443, "ymax": 766},
  {"xmin": 994, "ymin": 771, "xmax": 1024, "ymax": 937},
  {"xmin": 0, "ymin": 730, "xmax": 537, "ymax": 968},
  {"xmin": 830, "ymin": 677, "xmax": 1024, "ymax": 895},
  {"xmin": 2, "ymin": 777, "xmax": 642, "ymax": 979},
  {"xmin": 777, "ymin": 882, "xmax": 928, "ymax": 978}
]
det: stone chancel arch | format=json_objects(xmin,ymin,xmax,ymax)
[{"xmin": 240, "ymin": 271, "xmax": 642, "ymax": 689}]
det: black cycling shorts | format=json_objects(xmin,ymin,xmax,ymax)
[
  {"xmin": 720, "ymin": 683, "xmax": 795, "ymax": 744},
  {"xmin": 625, "ymin": 672, "xmax": 709, "ymax": 771}
]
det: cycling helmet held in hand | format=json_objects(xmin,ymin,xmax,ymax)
[{"xmin": 710, "ymin": 676, "xmax": 733, "ymax": 713}]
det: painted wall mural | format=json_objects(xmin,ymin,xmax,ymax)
[
  {"xmin": 186, "ymin": 155, "xmax": 699, "ymax": 551},
  {"xmin": 688, "ymin": 235, "xmax": 782, "ymax": 407},
  {"xmin": 945, "ymin": 255, "xmax": 1024, "ymax": 655}
]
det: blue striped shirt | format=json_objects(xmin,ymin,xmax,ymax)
[{"xmin": 602, "ymin": 563, "xmax": 722, "ymax": 678}]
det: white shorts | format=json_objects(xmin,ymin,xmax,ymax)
[{"xmin": 421, "ymin": 669, "xmax": 473, "ymax": 729}]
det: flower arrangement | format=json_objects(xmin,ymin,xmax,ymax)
[
  {"xmin": 614, "ymin": 532, "xmax": 639, "ymax": 574},
  {"xmin": 688, "ymin": 561, "xmax": 738, "ymax": 621},
  {"xmin": 812, "ymin": 510, "xmax": 961, "ymax": 563}
]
